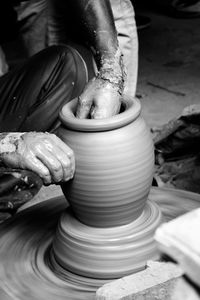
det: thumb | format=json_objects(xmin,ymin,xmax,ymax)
[{"xmin": 0, "ymin": 152, "xmax": 22, "ymax": 169}]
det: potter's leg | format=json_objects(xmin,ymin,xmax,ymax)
[{"xmin": 0, "ymin": 45, "xmax": 90, "ymax": 132}]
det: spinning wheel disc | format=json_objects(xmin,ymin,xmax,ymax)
[
  {"xmin": 0, "ymin": 187, "xmax": 199, "ymax": 300},
  {"xmin": 0, "ymin": 197, "xmax": 107, "ymax": 300},
  {"xmin": 51, "ymin": 200, "xmax": 162, "ymax": 279}
]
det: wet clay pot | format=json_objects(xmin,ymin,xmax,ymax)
[{"xmin": 58, "ymin": 96, "xmax": 154, "ymax": 227}]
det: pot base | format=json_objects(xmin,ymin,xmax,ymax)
[{"xmin": 51, "ymin": 200, "xmax": 163, "ymax": 279}]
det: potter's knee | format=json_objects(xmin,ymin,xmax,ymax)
[
  {"xmin": 41, "ymin": 45, "xmax": 74, "ymax": 64},
  {"xmin": 47, "ymin": 45, "xmax": 85, "ymax": 74},
  {"xmin": 47, "ymin": 45, "xmax": 79, "ymax": 61},
  {"xmin": 47, "ymin": 45, "xmax": 70, "ymax": 54}
]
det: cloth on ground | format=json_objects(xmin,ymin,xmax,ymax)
[{"xmin": 153, "ymin": 104, "xmax": 200, "ymax": 194}]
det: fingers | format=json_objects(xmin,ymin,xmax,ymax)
[
  {"xmin": 77, "ymin": 96, "xmax": 119, "ymax": 119},
  {"xmin": 35, "ymin": 148, "xmax": 64, "ymax": 183},
  {"xmin": 75, "ymin": 78, "xmax": 121, "ymax": 119},
  {"xmin": 49, "ymin": 134, "xmax": 75, "ymax": 180},
  {"xmin": 50, "ymin": 134, "xmax": 74, "ymax": 158},
  {"xmin": 3, "ymin": 151, "xmax": 52, "ymax": 185},
  {"xmin": 90, "ymin": 106, "xmax": 108, "ymax": 119},
  {"xmin": 76, "ymin": 96, "xmax": 92, "ymax": 119},
  {"xmin": 0, "ymin": 132, "xmax": 75, "ymax": 185},
  {"xmin": 52, "ymin": 147, "xmax": 74, "ymax": 182},
  {"xmin": 76, "ymin": 79, "xmax": 95, "ymax": 119},
  {"xmin": 34, "ymin": 140, "xmax": 74, "ymax": 185},
  {"xmin": 90, "ymin": 95, "xmax": 121, "ymax": 119},
  {"xmin": 22, "ymin": 156, "xmax": 52, "ymax": 185},
  {"xmin": 37, "ymin": 147, "xmax": 73, "ymax": 183}
]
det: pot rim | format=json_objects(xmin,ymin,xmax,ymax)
[{"xmin": 59, "ymin": 95, "xmax": 141, "ymax": 132}]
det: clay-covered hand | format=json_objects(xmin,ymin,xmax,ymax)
[
  {"xmin": 0, "ymin": 132, "xmax": 75, "ymax": 185},
  {"xmin": 66, "ymin": 0, "xmax": 126, "ymax": 118},
  {"xmin": 76, "ymin": 47, "xmax": 125, "ymax": 120},
  {"xmin": 76, "ymin": 77, "xmax": 121, "ymax": 119}
]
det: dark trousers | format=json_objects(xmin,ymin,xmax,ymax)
[
  {"xmin": 0, "ymin": 45, "xmax": 94, "ymax": 216},
  {"xmin": 0, "ymin": 45, "xmax": 94, "ymax": 131}
]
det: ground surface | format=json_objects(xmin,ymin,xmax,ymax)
[{"xmin": 137, "ymin": 8, "xmax": 200, "ymax": 128}]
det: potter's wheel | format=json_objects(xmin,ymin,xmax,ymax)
[
  {"xmin": 0, "ymin": 197, "xmax": 105, "ymax": 300},
  {"xmin": 0, "ymin": 187, "xmax": 200, "ymax": 300},
  {"xmin": 51, "ymin": 200, "xmax": 162, "ymax": 279}
]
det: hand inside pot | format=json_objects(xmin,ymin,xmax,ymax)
[{"xmin": 76, "ymin": 77, "xmax": 121, "ymax": 119}]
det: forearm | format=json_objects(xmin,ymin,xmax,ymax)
[
  {"xmin": 68, "ymin": 0, "xmax": 126, "ymax": 94},
  {"xmin": 70, "ymin": 0, "xmax": 118, "ymax": 60}
]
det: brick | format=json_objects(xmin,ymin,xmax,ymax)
[{"xmin": 96, "ymin": 261, "xmax": 183, "ymax": 300}]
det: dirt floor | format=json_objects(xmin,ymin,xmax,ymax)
[{"xmin": 137, "ymin": 7, "xmax": 200, "ymax": 128}]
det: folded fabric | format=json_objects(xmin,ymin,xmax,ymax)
[{"xmin": 154, "ymin": 104, "xmax": 200, "ymax": 193}]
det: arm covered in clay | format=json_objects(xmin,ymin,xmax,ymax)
[
  {"xmin": 68, "ymin": 0, "xmax": 126, "ymax": 119},
  {"xmin": 0, "ymin": 132, "xmax": 75, "ymax": 185}
]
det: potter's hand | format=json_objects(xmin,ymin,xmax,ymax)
[
  {"xmin": 76, "ymin": 77, "xmax": 121, "ymax": 119},
  {"xmin": 65, "ymin": 0, "xmax": 126, "ymax": 118},
  {"xmin": 76, "ymin": 48, "xmax": 126, "ymax": 119},
  {"xmin": 0, "ymin": 132, "xmax": 75, "ymax": 185}
]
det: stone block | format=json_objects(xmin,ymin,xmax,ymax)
[{"xmin": 96, "ymin": 261, "xmax": 183, "ymax": 300}]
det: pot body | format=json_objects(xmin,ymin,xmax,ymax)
[{"xmin": 58, "ymin": 97, "xmax": 154, "ymax": 227}]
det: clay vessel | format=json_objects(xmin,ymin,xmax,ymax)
[{"xmin": 58, "ymin": 96, "xmax": 154, "ymax": 227}]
